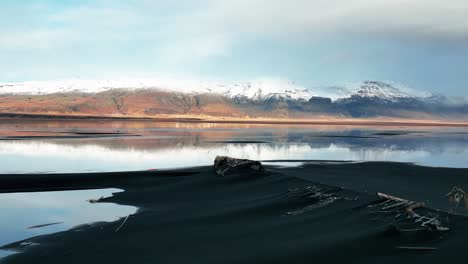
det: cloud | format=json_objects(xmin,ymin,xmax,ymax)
[
  {"xmin": 182, "ymin": 0, "xmax": 468, "ymax": 41},
  {"xmin": 3, "ymin": 0, "xmax": 467, "ymax": 51},
  {"xmin": 0, "ymin": 4, "xmax": 157, "ymax": 50},
  {"xmin": 158, "ymin": 34, "xmax": 231, "ymax": 65},
  {"xmin": 1, "ymin": 0, "xmax": 467, "ymax": 85},
  {"xmin": 143, "ymin": 0, "xmax": 468, "ymax": 64},
  {"xmin": 0, "ymin": 29, "xmax": 70, "ymax": 50}
]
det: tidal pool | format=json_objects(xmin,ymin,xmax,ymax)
[{"xmin": 0, "ymin": 188, "xmax": 137, "ymax": 258}]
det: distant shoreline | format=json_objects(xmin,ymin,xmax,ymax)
[{"xmin": 1, "ymin": 112, "xmax": 468, "ymax": 127}]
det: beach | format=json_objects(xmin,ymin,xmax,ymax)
[{"xmin": 1, "ymin": 161, "xmax": 468, "ymax": 264}]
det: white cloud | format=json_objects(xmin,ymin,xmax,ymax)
[
  {"xmin": 0, "ymin": 29, "xmax": 71, "ymax": 50},
  {"xmin": 192, "ymin": 0, "xmax": 468, "ymax": 38},
  {"xmin": 3, "ymin": 0, "xmax": 467, "ymax": 52},
  {"xmin": 145, "ymin": 0, "xmax": 468, "ymax": 64},
  {"xmin": 158, "ymin": 34, "xmax": 231, "ymax": 65},
  {"xmin": 1, "ymin": 0, "xmax": 467, "ymax": 81}
]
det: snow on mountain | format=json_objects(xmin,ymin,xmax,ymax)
[
  {"xmin": 224, "ymin": 79, "xmax": 315, "ymax": 101},
  {"xmin": 326, "ymin": 81, "xmax": 432, "ymax": 102},
  {"xmin": 0, "ymin": 78, "xmax": 316, "ymax": 101},
  {"xmin": 313, "ymin": 86, "xmax": 354, "ymax": 101},
  {"xmin": 354, "ymin": 81, "xmax": 431, "ymax": 100},
  {"xmin": 356, "ymin": 81, "xmax": 411, "ymax": 99},
  {"xmin": 0, "ymin": 78, "xmax": 435, "ymax": 103}
]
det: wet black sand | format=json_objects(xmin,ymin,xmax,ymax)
[{"xmin": 1, "ymin": 162, "xmax": 468, "ymax": 264}]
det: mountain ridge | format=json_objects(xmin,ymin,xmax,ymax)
[
  {"xmin": 0, "ymin": 79, "xmax": 466, "ymax": 120},
  {"xmin": 0, "ymin": 79, "xmax": 437, "ymax": 101}
]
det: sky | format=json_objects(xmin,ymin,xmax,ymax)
[{"xmin": 1, "ymin": 0, "xmax": 468, "ymax": 95}]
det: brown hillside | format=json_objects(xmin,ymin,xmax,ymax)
[{"xmin": 0, "ymin": 90, "xmax": 245, "ymax": 117}]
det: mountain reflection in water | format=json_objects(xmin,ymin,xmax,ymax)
[{"xmin": 0, "ymin": 120, "xmax": 467, "ymax": 173}]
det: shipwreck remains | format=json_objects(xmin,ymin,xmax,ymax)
[{"xmin": 214, "ymin": 156, "xmax": 264, "ymax": 176}]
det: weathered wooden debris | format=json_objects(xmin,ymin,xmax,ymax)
[
  {"xmin": 287, "ymin": 186, "xmax": 339, "ymax": 200},
  {"xmin": 27, "ymin": 222, "xmax": 63, "ymax": 229},
  {"xmin": 115, "ymin": 214, "xmax": 131, "ymax": 232},
  {"xmin": 396, "ymin": 246, "xmax": 438, "ymax": 251},
  {"xmin": 374, "ymin": 192, "xmax": 450, "ymax": 232},
  {"xmin": 447, "ymin": 186, "xmax": 468, "ymax": 210},
  {"xmin": 285, "ymin": 186, "xmax": 342, "ymax": 215},
  {"xmin": 214, "ymin": 156, "xmax": 263, "ymax": 176},
  {"xmin": 87, "ymin": 196, "xmax": 104, "ymax": 203}
]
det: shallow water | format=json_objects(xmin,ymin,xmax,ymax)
[
  {"xmin": 0, "ymin": 120, "xmax": 468, "ymax": 172},
  {"xmin": 0, "ymin": 188, "xmax": 137, "ymax": 257}
]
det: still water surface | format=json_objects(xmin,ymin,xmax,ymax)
[{"xmin": 0, "ymin": 120, "xmax": 467, "ymax": 172}]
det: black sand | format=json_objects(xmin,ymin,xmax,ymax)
[{"xmin": 1, "ymin": 162, "xmax": 468, "ymax": 264}]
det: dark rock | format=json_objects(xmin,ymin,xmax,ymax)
[{"xmin": 214, "ymin": 156, "xmax": 263, "ymax": 176}]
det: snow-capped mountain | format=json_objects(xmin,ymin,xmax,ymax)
[
  {"xmin": 355, "ymin": 81, "xmax": 413, "ymax": 100},
  {"xmin": 325, "ymin": 81, "xmax": 432, "ymax": 102},
  {"xmin": 353, "ymin": 81, "xmax": 431, "ymax": 100},
  {"xmin": 1, "ymin": 78, "xmax": 465, "ymax": 119},
  {"xmin": 0, "ymin": 78, "xmax": 315, "ymax": 102},
  {"xmin": 221, "ymin": 80, "xmax": 315, "ymax": 101},
  {"xmin": 0, "ymin": 78, "xmax": 436, "ymax": 103}
]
